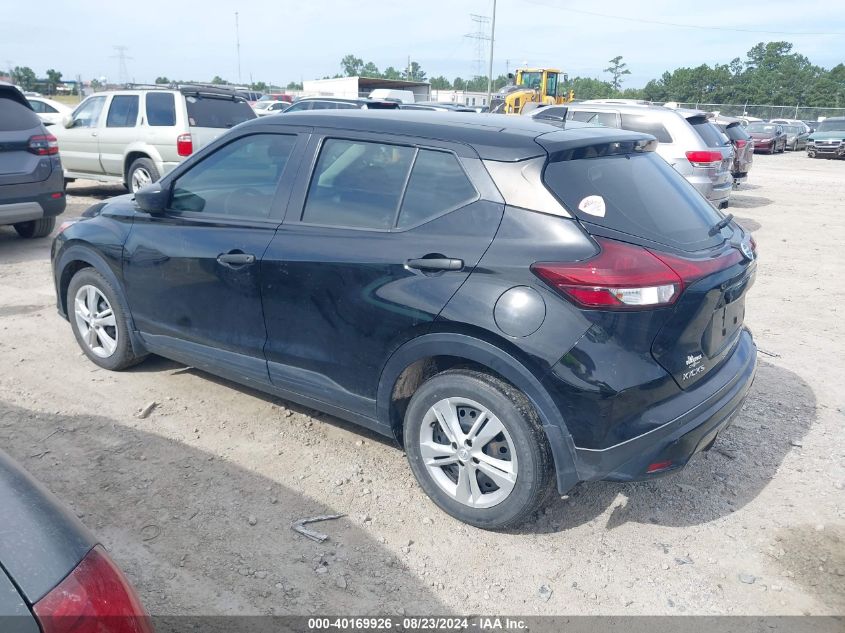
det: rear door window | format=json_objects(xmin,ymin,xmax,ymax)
[
  {"xmin": 302, "ymin": 139, "xmax": 415, "ymax": 229},
  {"xmin": 567, "ymin": 110, "xmax": 619, "ymax": 128},
  {"xmin": 688, "ymin": 117, "xmax": 727, "ymax": 147},
  {"xmin": 106, "ymin": 95, "xmax": 139, "ymax": 128},
  {"xmin": 185, "ymin": 96, "xmax": 255, "ymax": 128},
  {"xmin": 543, "ymin": 151, "xmax": 723, "ymax": 251},
  {"xmin": 146, "ymin": 93, "xmax": 176, "ymax": 126},
  {"xmin": 398, "ymin": 150, "xmax": 477, "ymax": 228},
  {"xmin": 619, "ymin": 114, "xmax": 673, "ymax": 143},
  {"xmin": 723, "ymin": 123, "xmax": 750, "ymax": 142}
]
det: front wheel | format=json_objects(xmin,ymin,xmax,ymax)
[
  {"xmin": 13, "ymin": 217, "xmax": 55, "ymax": 238},
  {"xmin": 403, "ymin": 369, "xmax": 554, "ymax": 530}
]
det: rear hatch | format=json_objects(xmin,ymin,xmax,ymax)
[
  {"xmin": 685, "ymin": 115, "xmax": 734, "ymax": 186},
  {"xmin": 538, "ymin": 134, "xmax": 756, "ymax": 389},
  {"xmin": 722, "ymin": 122, "xmax": 753, "ymax": 170},
  {"xmin": 0, "ymin": 87, "xmax": 54, "ymax": 186},
  {"xmin": 181, "ymin": 89, "xmax": 257, "ymax": 150}
]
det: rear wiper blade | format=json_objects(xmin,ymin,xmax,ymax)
[{"xmin": 709, "ymin": 213, "xmax": 734, "ymax": 236}]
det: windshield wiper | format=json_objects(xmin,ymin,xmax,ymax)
[{"xmin": 709, "ymin": 213, "xmax": 734, "ymax": 236}]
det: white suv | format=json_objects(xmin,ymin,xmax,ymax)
[{"xmin": 53, "ymin": 86, "xmax": 256, "ymax": 192}]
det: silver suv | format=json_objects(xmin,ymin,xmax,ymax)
[
  {"xmin": 53, "ymin": 86, "xmax": 256, "ymax": 192},
  {"xmin": 529, "ymin": 103, "xmax": 734, "ymax": 208}
]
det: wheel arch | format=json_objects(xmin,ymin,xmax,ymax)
[
  {"xmin": 123, "ymin": 146, "xmax": 162, "ymax": 188},
  {"xmin": 377, "ymin": 331, "xmax": 580, "ymax": 494}
]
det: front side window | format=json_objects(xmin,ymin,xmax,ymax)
[
  {"xmin": 146, "ymin": 93, "xmax": 176, "ymax": 126},
  {"xmin": 302, "ymin": 139, "xmax": 415, "ymax": 229},
  {"xmin": 71, "ymin": 96, "xmax": 106, "ymax": 128},
  {"xmin": 106, "ymin": 95, "xmax": 139, "ymax": 128},
  {"xmin": 398, "ymin": 150, "xmax": 477, "ymax": 228},
  {"xmin": 170, "ymin": 134, "xmax": 297, "ymax": 219}
]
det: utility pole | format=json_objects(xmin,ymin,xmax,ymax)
[
  {"xmin": 486, "ymin": 0, "xmax": 497, "ymax": 108},
  {"xmin": 235, "ymin": 11, "xmax": 242, "ymax": 85}
]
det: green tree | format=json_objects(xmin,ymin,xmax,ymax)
[
  {"xmin": 361, "ymin": 62, "xmax": 380, "ymax": 78},
  {"xmin": 286, "ymin": 80, "xmax": 303, "ymax": 90},
  {"xmin": 569, "ymin": 76, "xmax": 616, "ymax": 99},
  {"xmin": 382, "ymin": 66, "xmax": 402, "ymax": 80},
  {"xmin": 251, "ymin": 81, "xmax": 268, "ymax": 92},
  {"xmin": 155, "ymin": 76, "xmax": 170, "ymax": 84},
  {"xmin": 452, "ymin": 76, "xmax": 466, "ymax": 90},
  {"xmin": 403, "ymin": 61, "xmax": 426, "ymax": 82},
  {"xmin": 603, "ymin": 55, "xmax": 631, "ymax": 90},
  {"xmin": 211, "ymin": 75, "xmax": 228, "ymax": 85},
  {"xmin": 90, "ymin": 78, "xmax": 103, "ymax": 91},
  {"xmin": 341, "ymin": 54, "xmax": 364, "ymax": 76},
  {"xmin": 430, "ymin": 75, "xmax": 451, "ymax": 89},
  {"xmin": 45, "ymin": 69, "xmax": 62, "ymax": 95},
  {"xmin": 11, "ymin": 66, "xmax": 36, "ymax": 90}
]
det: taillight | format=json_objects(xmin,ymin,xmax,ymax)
[
  {"xmin": 33, "ymin": 545, "xmax": 153, "ymax": 633},
  {"xmin": 176, "ymin": 133, "xmax": 193, "ymax": 157},
  {"xmin": 28, "ymin": 134, "xmax": 59, "ymax": 156},
  {"xmin": 531, "ymin": 237, "xmax": 744, "ymax": 310},
  {"xmin": 734, "ymin": 139, "xmax": 747, "ymax": 149},
  {"xmin": 685, "ymin": 150, "xmax": 723, "ymax": 167}
]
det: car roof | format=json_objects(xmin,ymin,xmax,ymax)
[
  {"xmin": 248, "ymin": 110, "xmax": 652, "ymax": 161},
  {"xmin": 568, "ymin": 102, "xmax": 707, "ymax": 119}
]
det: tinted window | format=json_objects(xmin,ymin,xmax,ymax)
[
  {"xmin": 619, "ymin": 114, "xmax": 673, "ymax": 143},
  {"xmin": 28, "ymin": 99, "xmax": 56, "ymax": 113},
  {"xmin": 146, "ymin": 93, "xmax": 176, "ymax": 126},
  {"xmin": 170, "ymin": 134, "xmax": 296, "ymax": 219},
  {"xmin": 302, "ymin": 139, "xmax": 414, "ymax": 229},
  {"xmin": 567, "ymin": 110, "xmax": 618, "ymax": 128},
  {"xmin": 533, "ymin": 106, "xmax": 569, "ymax": 122},
  {"xmin": 0, "ymin": 97, "xmax": 41, "ymax": 131},
  {"xmin": 71, "ymin": 96, "xmax": 106, "ymax": 128},
  {"xmin": 816, "ymin": 119, "xmax": 845, "ymax": 132},
  {"xmin": 106, "ymin": 95, "xmax": 139, "ymax": 127},
  {"xmin": 722, "ymin": 123, "xmax": 750, "ymax": 141},
  {"xmin": 543, "ymin": 152, "xmax": 722, "ymax": 250},
  {"xmin": 185, "ymin": 96, "xmax": 255, "ymax": 128},
  {"xmin": 284, "ymin": 101, "xmax": 311, "ymax": 112},
  {"xmin": 398, "ymin": 150, "xmax": 477, "ymax": 228},
  {"xmin": 689, "ymin": 118, "xmax": 729, "ymax": 146}
]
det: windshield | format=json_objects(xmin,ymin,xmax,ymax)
[
  {"xmin": 746, "ymin": 123, "xmax": 777, "ymax": 134},
  {"xmin": 520, "ymin": 72, "xmax": 543, "ymax": 90},
  {"xmin": 817, "ymin": 119, "xmax": 845, "ymax": 132}
]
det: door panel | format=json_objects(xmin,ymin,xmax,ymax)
[
  {"xmin": 56, "ymin": 95, "xmax": 107, "ymax": 175},
  {"xmin": 98, "ymin": 94, "xmax": 141, "ymax": 177}
]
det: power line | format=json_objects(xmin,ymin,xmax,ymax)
[
  {"xmin": 520, "ymin": 0, "xmax": 845, "ymax": 36},
  {"xmin": 465, "ymin": 13, "xmax": 491, "ymax": 79},
  {"xmin": 110, "ymin": 46, "xmax": 132, "ymax": 86}
]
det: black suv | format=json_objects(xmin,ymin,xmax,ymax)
[
  {"xmin": 51, "ymin": 112, "xmax": 757, "ymax": 529},
  {"xmin": 0, "ymin": 82, "xmax": 66, "ymax": 238}
]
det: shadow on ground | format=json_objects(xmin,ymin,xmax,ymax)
[{"xmin": 0, "ymin": 400, "xmax": 445, "ymax": 616}]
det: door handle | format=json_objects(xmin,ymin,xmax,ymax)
[
  {"xmin": 405, "ymin": 257, "xmax": 464, "ymax": 271},
  {"xmin": 217, "ymin": 252, "xmax": 256, "ymax": 266}
]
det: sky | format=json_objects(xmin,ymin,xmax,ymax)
[{"xmin": 1, "ymin": 0, "xmax": 843, "ymax": 88}]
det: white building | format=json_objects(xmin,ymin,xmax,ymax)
[
  {"xmin": 430, "ymin": 90, "xmax": 492, "ymax": 108},
  {"xmin": 301, "ymin": 76, "xmax": 430, "ymax": 101}
]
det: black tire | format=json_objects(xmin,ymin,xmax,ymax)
[
  {"xmin": 67, "ymin": 268, "xmax": 146, "ymax": 371},
  {"xmin": 403, "ymin": 368, "xmax": 554, "ymax": 530},
  {"xmin": 126, "ymin": 157, "xmax": 160, "ymax": 193},
  {"xmin": 13, "ymin": 217, "xmax": 56, "ymax": 238}
]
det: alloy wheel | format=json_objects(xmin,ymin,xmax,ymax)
[
  {"xmin": 130, "ymin": 167, "xmax": 152, "ymax": 192},
  {"xmin": 419, "ymin": 397, "xmax": 518, "ymax": 509},
  {"xmin": 73, "ymin": 285, "xmax": 118, "ymax": 358}
]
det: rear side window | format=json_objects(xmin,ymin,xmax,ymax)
[
  {"xmin": 398, "ymin": 150, "xmax": 477, "ymax": 228},
  {"xmin": 106, "ymin": 95, "xmax": 139, "ymax": 128},
  {"xmin": 146, "ymin": 93, "xmax": 176, "ymax": 126},
  {"xmin": 723, "ymin": 124, "xmax": 750, "ymax": 141},
  {"xmin": 619, "ymin": 114, "xmax": 673, "ymax": 143},
  {"xmin": 543, "ymin": 152, "xmax": 722, "ymax": 250},
  {"xmin": 185, "ymin": 96, "xmax": 255, "ymax": 128},
  {"xmin": 567, "ymin": 110, "xmax": 619, "ymax": 128},
  {"xmin": 285, "ymin": 101, "xmax": 311, "ymax": 112},
  {"xmin": 0, "ymin": 97, "xmax": 41, "ymax": 131},
  {"xmin": 689, "ymin": 118, "xmax": 727, "ymax": 147},
  {"xmin": 28, "ymin": 100, "xmax": 58, "ymax": 114},
  {"xmin": 302, "ymin": 139, "xmax": 415, "ymax": 229}
]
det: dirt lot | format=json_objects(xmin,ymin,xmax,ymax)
[{"xmin": 0, "ymin": 152, "xmax": 843, "ymax": 616}]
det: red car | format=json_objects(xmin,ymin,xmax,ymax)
[{"xmin": 745, "ymin": 122, "xmax": 787, "ymax": 154}]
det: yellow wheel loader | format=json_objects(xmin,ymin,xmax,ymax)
[{"xmin": 489, "ymin": 68, "xmax": 575, "ymax": 115}]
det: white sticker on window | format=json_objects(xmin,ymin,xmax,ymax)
[{"xmin": 578, "ymin": 195, "xmax": 606, "ymax": 218}]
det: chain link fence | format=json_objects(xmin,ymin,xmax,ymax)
[{"xmin": 675, "ymin": 103, "xmax": 845, "ymax": 122}]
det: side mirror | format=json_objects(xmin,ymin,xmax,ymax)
[
  {"xmin": 62, "ymin": 115, "xmax": 74, "ymax": 128},
  {"xmin": 134, "ymin": 182, "xmax": 168, "ymax": 214}
]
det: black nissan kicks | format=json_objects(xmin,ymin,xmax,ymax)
[{"xmin": 51, "ymin": 111, "xmax": 757, "ymax": 529}]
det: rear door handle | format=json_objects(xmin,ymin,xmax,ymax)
[
  {"xmin": 217, "ymin": 252, "xmax": 256, "ymax": 266},
  {"xmin": 405, "ymin": 257, "xmax": 464, "ymax": 271}
]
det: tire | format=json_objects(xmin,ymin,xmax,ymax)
[
  {"xmin": 126, "ymin": 157, "xmax": 160, "ymax": 193},
  {"xmin": 67, "ymin": 268, "xmax": 146, "ymax": 371},
  {"xmin": 403, "ymin": 368, "xmax": 554, "ymax": 530},
  {"xmin": 13, "ymin": 217, "xmax": 56, "ymax": 238},
  {"xmin": 792, "ymin": 141, "xmax": 798, "ymax": 151}
]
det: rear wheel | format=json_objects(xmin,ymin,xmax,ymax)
[
  {"xmin": 13, "ymin": 217, "xmax": 55, "ymax": 238},
  {"xmin": 403, "ymin": 369, "xmax": 554, "ymax": 530},
  {"xmin": 126, "ymin": 157, "xmax": 160, "ymax": 193}
]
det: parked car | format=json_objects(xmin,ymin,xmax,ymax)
[
  {"xmin": 0, "ymin": 81, "xmax": 66, "ymax": 238},
  {"xmin": 769, "ymin": 118, "xmax": 810, "ymax": 134},
  {"xmin": 714, "ymin": 116, "xmax": 754, "ymax": 185},
  {"xmin": 257, "ymin": 94, "xmax": 293, "ymax": 104},
  {"xmin": 744, "ymin": 122, "xmax": 787, "ymax": 154},
  {"xmin": 51, "ymin": 85, "xmax": 256, "ymax": 192},
  {"xmin": 283, "ymin": 97, "xmax": 400, "ymax": 112},
  {"xmin": 781, "ymin": 124, "xmax": 810, "ymax": 151},
  {"xmin": 254, "ymin": 100, "xmax": 291, "ymax": 116},
  {"xmin": 25, "ymin": 96, "xmax": 72, "ymax": 126},
  {"xmin": 368, "ymin": 88, "xmax": 416, "ymax": 104},
  {"xmin": 235, "ymin": 90, "xmax": 264, "ymax": 105},
  {"xmin": 528, "ymin": 103, "xmax": 734, "ymax": 209},
  {"xmin": 52, "ymin": 111, "xmax": 758, "ymax": 529},
  {"xmin": 414, "ymin": 101, "xmax": 477, "ymax": 112},
  {"xmin": 399, "ymin": 102, "xmax": 476, "ymax": 112},
  {"xmin": 806, "ymin": 117, "xmax": 845, "ymax": 159},
  {"xmin": 0, "ymin": 448, "xmax": 153, "ymax": 632}
]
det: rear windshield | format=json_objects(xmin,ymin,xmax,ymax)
[
  {"xmin": 543, "ymin": 152, "xmax": 723, "ymax": 251},
  {"xmin": 746, "ymin": 123, "xmax": 777, "ymax": 134},
  {"xmin": 0, "ymin": 96, "xmax": 41, "ymax": 131},
  {"xmin": 185, "ymin": 96, "xmax": 256, "ymax": 128},
  {"xmin": 689, "ymin": 117, "xmax": 728, "ymax": 147},
  {"xmin": 817, "ymin": 119, "xmax": 845, "ymax": 132},
  {"xmin": 722, "ymin": 123, "xmax": 750, "ymax": 141}
]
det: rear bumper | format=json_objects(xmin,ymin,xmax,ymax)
[
  {"xmin": 0, "ymin": 171, "xmax": 66, "ymax": 224},
  {"xmin": 573, "ymin": 328, "xmax": 756, "ymax": 482}
]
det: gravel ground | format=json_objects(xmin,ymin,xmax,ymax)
[{"xmin": 0, "ymin": 152, "xmax": 843, "ymax": 616}]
